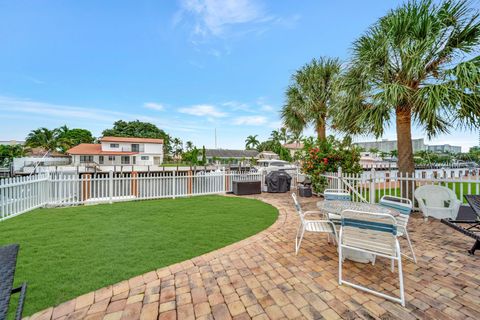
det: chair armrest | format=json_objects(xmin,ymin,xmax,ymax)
[{"xmin": 303, "ymin": 210, "xmax": 328, "ymax": 219}]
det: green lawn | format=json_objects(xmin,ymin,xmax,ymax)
[
  {"xmin": 1, "ymin": 196, "xmax": 278, "ymax": 317},
  {"xmin": 357, "ymin": 182, "xmax": 479, "ymax": 203}
]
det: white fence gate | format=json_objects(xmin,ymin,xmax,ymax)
[
  {"xmin": 322, "ymin": 167, "xmax": 480, "ymax": 208},
  {"xmin": 0, "ymin": 171, "xmax": 263, "ymax": 221}
]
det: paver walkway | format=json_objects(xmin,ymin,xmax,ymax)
[{"xmin": 27, "ymin": 193, "xmax": 480, "ymax": 320}]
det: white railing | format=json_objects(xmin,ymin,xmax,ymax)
[
  {"xmin": 0, "ymin": 173, "xmax": 50, "ymax": 220},
  {"xmin": 0, "ymin": 171, "xmax": 263, "ymax": 221},
  {"xmin": 321, "ymin": 167, "xmax": 480, "ymax": 209}
]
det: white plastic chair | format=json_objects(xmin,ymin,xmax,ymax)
[
  {"xmin": 339, "ymin": 209, "xmax": 405, "ymax": 306},
  {"xmin": 291, "ymin": 193, "xmax": 337, "ymax": 255},
  {"xmin": 414, "ymin": 185, "xmax": 461, "ymax": 220},
  {"xmin": 379, "ymin": 195, "xmax": 416, "ymax": 263}
]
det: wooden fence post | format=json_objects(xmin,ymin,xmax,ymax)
[
  {"xmin": 369, "ymin": 168, "xmax": 376, "ymax": 204},
  {"xmin": 109, "ymin": 171, "xmax": 113, "ymax": 204}
]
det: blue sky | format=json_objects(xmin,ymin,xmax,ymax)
[{"xmin": 0, "ymin": 0, "xmax": 478, "ymax": 151}]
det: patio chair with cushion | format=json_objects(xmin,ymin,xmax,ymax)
[
  {"xmin": 379, "ymin": 195, "xmax": 416, "ymax": 263},
  {"xmin": 339, "ymin": 210, "xmax": 405, "ymax": 306},
  {"xmin": 323, "ymin": 189, "xmax": 351, "ymax": 221},
  {"xmin": 291, "ymin": 193, "xmax": 338, "ymax": 255},
  {"xmin": 414, "ymin": 185, "xmax": 461, "ymax": 220}
]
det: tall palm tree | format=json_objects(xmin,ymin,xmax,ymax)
[
  {"xmin": 334, "ymin": 0, "xmax": 480, "ymax": 197},
  {"xmin": 281, "ymin": 57, "xmax": 342, "ymax": 140},
  {"xmin": 245, "ymin": 135, "xmax": 260, "ymax": 150},
  {"xmin": 270, "ymin": 130, "xmax": 282, "ymax": 143},
  {"xmin": 25, "ymin": 128, "xmax": 59, "ymax": 151},
  {"xmin": 185, "ymin": 141, "xmax": 194, "ymax": 152}
]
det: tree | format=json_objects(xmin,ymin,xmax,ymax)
[
  {"xmin": 390, "ymin": 150, "xmax": 398, "ymax": 158},
  {"xmin": 201, "ymin": 145, "xmax": 206, "ymax": 164},
  {"xmin": 245, "ymin": 135, "xmax": 260, "ymax": 150},
  {"xmin": 288, "ymin": 131, "xmax": 304, "ymax": 144},
  {"xmin": 57, "ymin": 126, "xmax": 94, "ymax": 152},
  {"xmin": 185, "ymin": 141, "xmax": 194, "ymax": 152},
  {"xmin": 334, "ymin": 0, "xmax": 480, "ymax": 197},
  {"xmin": 281, "ymin": 57, "xmax": 342, "ymax": 140},
  {"xmin": 102, "ymin": 120, "xmax": 172, "ymax": 156},
  {"xmin": 369, "ymin": 148, "xmax": 380, "ymax": 156},
  {"xmin": 0, "ymin": 144, "xmax": 25, "ymax": 166},
  {"xmin": 172, "ymin": 138, "xmax": 183, "ymax": 159},
  {"xmin": 25, "ymin": 128, "xmax": 59, "ymax": 151}
]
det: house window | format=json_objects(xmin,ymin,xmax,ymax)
[
  {"xmin": 80, "ymin": 155, "xmax": 93, "ymax": 163},
  {"xmin": 121, "ymin": 156, "xmax": 130, "ymax": 164},
  {"xmin": 99, "ymin": 156, "xmax": 104, "ymax": 164},
  {"xmin": 108, "ymin": 155, "xmax": 115, "ymax": 161},
  {"xmin": 141, "ymin": 156, "xmax": 149, "ymax": 160},
  {"xmin": 110, "ymin": 143, "xmax": 119, "ymax": 148},
  {"xmin": 133, "ymin": 156, "xmax": 136, "ymax": 165},
  {"xmin": 131, "ymin": 144, "xmax": 140, "ymax": 152}
]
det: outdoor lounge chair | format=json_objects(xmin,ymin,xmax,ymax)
[
  {"xmin": 0, "ymin": 244, "xmax": 27, "ymax": 320},
  {"xmin": 339, "ymin": 210, "xmax": 405, "ymax": 306},
  {"xmin": 414, "ymin": 185, "xmax": 461, "ymax": 220},
  {"xmin": 379, "ymin": 195, "xmax": 416, "ymax": 263},
  {"xmin": 291, "ymin": 193, "xmax": 337, "ymax": 254},
  {"xmin": 441, "ymin": 195, "xmax": 480, "ymax": 255}
]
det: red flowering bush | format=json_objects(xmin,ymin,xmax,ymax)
[{"xmin": 300, "ymin": 136, "xmax": 362, "ymax": 192}]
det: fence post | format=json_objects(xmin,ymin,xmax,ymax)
[
  {"xmin": 222, "ymin": 168, "xmax": 226, "ymax": 193},
  {"xmin": 172, "ymin": 170, "xmax": 176, "ymax": 199},
  {"xmin": 338, "ymin": 166, "xmax": 343, "ymax": 191},
  {"xmin": 109, "ymin": 171, "xmax": 113, "ymax": 204},
  {"xmin": 369, "ymin": 168, "xmax": 376, "ymax": 204}
]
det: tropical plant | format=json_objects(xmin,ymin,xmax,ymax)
[
  {"xmin": 185, "ymin": 141, "xmax": 194, "ymax": 152},
  {"xmin": 245, "ymin": 135, "xmax": 260, "ymax": 150},
  {"xmin": 0, "ymin": 144, "xmax": 26, "ymax": 166},
  {"xmin": 301, "ymin": 136, "xmax": 362, "ymax": 192},
  {"xmin": 56, "ymin": 126, "xmax": 94, "ymax": 152},
  {"xmin": 25, "ymin": 128, "xmax": 60, "ymax": 151},
  {"xmin": 281, "ymin": 57, "xmax": 342, "ymax": 140},
  {"xmin": 334, "ymin": 0, "xmax": 480, "ymax": 198}
]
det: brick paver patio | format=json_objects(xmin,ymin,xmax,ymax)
[{"xmin": 26, "ymin": 193, "xmax": 480, "ymax": 320}]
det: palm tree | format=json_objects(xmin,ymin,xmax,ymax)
[
  {"xmin": 270, "ymin": 130, "xmax": 282, "ymax": 144},
  {"xmin": 288, "ymin": 131, "xmax": 304, "ymax": 144},
  {"xmin": 245, "ymin": 135, "xmax": 260, "ymax": 150},
  {"xmin": 279, "ymin": 128, "xmax": 289, "ymax": 144},
  {"xmin": 390, "ymin": 150, "xmax": 398, "ymax": 158},
  {"xmin": 281, "ymin": 57, "xmax": 342, "ymax": 140},
  {"xmin": 185, "ymin": 141, "xmax": 194, "ymax": 152},
  {"xmin": 25, "ymin": 128, "xmax": 59, "ymax": 151},
  {"xmin": 334, "ymin": 0, "xmax": 480, "ymax": 197}
]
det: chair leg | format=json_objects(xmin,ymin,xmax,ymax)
[
  {"xmin": 397, "ymin": 252, "xmax": 405, "ymax": 307},
  {"xmin": 404, "ymin": 230, "xmax": 417, "ymax": 263},
  {"xmin": 338, "ymin": 245, "xmax": 343, "ymax": 285},
  {"xmin": 295, "ymin": 227, "xmax": 305, "ymax": 255}
]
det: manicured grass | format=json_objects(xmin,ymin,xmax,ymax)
[
  {"xmin": 0, "ymin": 196, "xmax": 278, "ymax": 317},
  {"xmin": 359, "ymin": 182, "xmax": 479, "ymax": 203}
]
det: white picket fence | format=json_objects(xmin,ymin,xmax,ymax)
[
  {"xmin": 0, "ymin": 171, "xmax": 263, "ymax": 221},
  {"xmin": 322, "ymin": 167, "xmax": 480, "ymax": 208}
]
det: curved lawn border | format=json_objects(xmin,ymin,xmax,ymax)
[{"xmin": 0, "ymin": 195, "xmax": 279, "ymax": 317}]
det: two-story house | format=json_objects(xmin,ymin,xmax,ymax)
[{"xmin": 67, "ymin": 136, "xmax": 164, "ymax": 167}]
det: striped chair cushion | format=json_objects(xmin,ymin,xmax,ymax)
[
  {"xmin": 379, "ymin": 200, "xmax": 411, "ymax": 215},
  {"xmin": 324, "ymin": 193, "xmax": 351, "ymax": 201},
  {"xmin": 342, "ymin": 218, "xmax": 397, "ymax": 235}
]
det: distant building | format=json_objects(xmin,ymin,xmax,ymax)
[
  {"xmin": 0, "ymin": 140, "xmax": 25, "ymax": 145},
  {"xmin": 427, "ymin": 144, "xmax": 462, "ymax": 154},
  {"xmin": 202, "ymin": 149, "xmax": 259, "ymax": 164},
  {"xmin": 283, "ymin": 142, "xmax": 303, "ymax": 157},
  {"xmin": 67, "ymin": 136, "xmax": 164, "ymax": 166},
  {"xmin": 354, "ymin": 138, "xmax": 426, "ymax": 153},
  {"xmin": 257, "ymin": 151, "xmax": 279, "ymax": 160}
]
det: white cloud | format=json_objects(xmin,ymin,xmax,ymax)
[
  {"xmin": 233, "ymin": 116, "xmax": 267, "ymax": 126},
  {"xmin": 179, "ymin": 104, "xmax": 227, "ymax": 117},
  {"xmin": 179, "ymin": 0, "xmax": 264, "ymax": 36},
  {"xmin": 222, "ymin": 101, "xmax": 251, "ymax": 112},
  {"xmin": 144, "ymin": 102, "xmax": 165, "ymax": 111}
]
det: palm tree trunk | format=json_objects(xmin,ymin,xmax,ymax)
[
  {"xmin": 316, "ymin": 122, "xmax": 326, "ymax": 141},
  {"xmin": 396, "ymin": 106, "xmax": 415, "ymax": 200}
]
